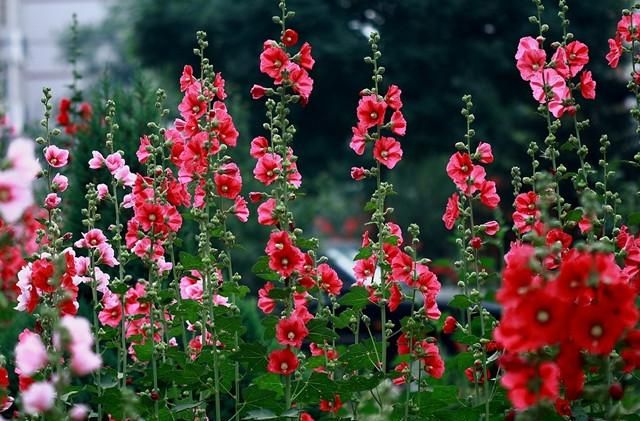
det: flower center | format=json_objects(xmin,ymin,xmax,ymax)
[
  {"xmin": 461, "ymin": 165, "xmax": 468, "ymax": 172},
  {"xmin": 287, "ymin": 332, "xmax": 295, "ymax": 340},
  {"xmin": 281, "ymin": 258, "xmax": 289, "ymax": 267},
  {"xmin": 267, "ymin": 170, "xmax": 274, "ymax": 177},
  {"xmin": 221, "ymin": 185, "xmax": 228, "ymax": 192},
  {"xmin": 570, "ymin": 53, "xmax": 576, "ymax": 60},
  {"xmin": 192, "ymin": 106, "xmax": 200, "ymax": 113},
  {"xmin": 280, "ymin": 362, "xmax": 288, "ymax": 371},
  {"xmin": 590, "ymin": 324, "xmax": 603, "ymax": 338},
  {"xmin": 148, "ymin": 214, "xmax": 156, "ymax": 222},
  {"xmin": 0, "ymin": 187, "xmax": 10, "ymax": 202},
  {"xmin": 275, "ymin": 60, "xmax": 282, "ymax": 68},
  {"xmin": 381, "ymin": 151, "xmax": 388, "ymax": 159},
  {"xmin": 536, "ymin": 309, "xmax": 550, "ymax": 324},
  {"xmin": 51, "ymin": 158, "xmax": 58, "ymax": 164},
  {"xmin": 370, "ymin": 112, "xmax": 378, "ymax": 120}
]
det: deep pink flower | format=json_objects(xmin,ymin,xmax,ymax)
[
  {"xmin": 267, "ymin": 348, "xmax": 299, "ymax": 375},
  {"xmin": 253, "ymin": 153, "xmax": 282, "ymax": 186},
  {"xmin": 136, "ymin": 135, "xmax": 151, "ymax": 164},
  {"xmin": 257, "ymin": 198, "xmax": 278, "ymax": 226},
  {"xmin": 442, "ymin": 193, "xmax": 459, "ymax": 230},
  {"xmin": 276, "ymin": 316, "xmax": 309, "ymax": 348},
  {"xmin": 563, "ymin": 40, "xmax": 589, "ymax": 75},
  {"xmin": 98, "ymin": 290, "xmax": 122, "ymax": 328},
  {"xmin": 44, "ymin": 145, "xmax": 69, "ymax": 168},
  {"xmin": 52, "ymin": 173, "xmax": 68, "ymax": 192},
  {"xmin": 250, "ymin": 136, "xmax": 269, "ymax": 159},
  {"xmin": 607, "ymin": 37, "xmax": 623, "ymax": 68},
  {"xmin": 390, "ymin": 110, "xmax": 407, "ymax": 136},
  {"xmin": 357, "ymin": 95, "xmax": 387, "ymax": 129},
  {"xmin": 516, "ymin": 47, "xmax": 546, "ymax": 81},
  {"xmin": 297, "ymin": 42, "xmax": 315, "ymax": 71},
  {"xmin": 350, "ymin": 167, "xmax": 366, "ymax": 181},
  {"xmin": 44, "ymin": 193, "xmax": 61, "ymax": 209},
  {"xmin": 250, "ymin": 84, "xmax": 267, "ymax": 99},
  {"xmin": 179, "ymin": 65, "xmax": 197, "ymax": 92},
  {"xmin": 529, "ymin": 69, "xmax": 567, "ymax": 104},
  {"xmin": 480, "ymin": 180, "xmax": 500, "ymax": 209},
  {"xmin": 617, "ymin": 14, "xmax": 640, "ymax": 42},
  {"xmin": 373, "ymin": 136, "xmax": 403, "ymax": 169},
  {"xmin": 258, "ymin": 282, "xmax": 276, "ymax": 314},
  {"xmin": 384, "ymin": 84, "xmax": 403, "ymax": 110},
  {"xmin": 178, "ymin": 88, "xmax": 207, "ymax": 120},
  {"xmin": 233, "ymin": 196, "xmax": 249, "ymax": 222},
  {"xmin": 515, "ymin": 36, "xmax": 540, "ymax": 60},
  {"xmin": 214, "ymin": 163, "xmax": 242, "ymax": 199},
  {"xmin": 580, "ymin": 70, "xmax": 596, "ymax": 100},
  {"xmin": 349, "ymin": 124, "xmax": 367, "ymax": 155},
  {"xmin": 260, "ymin": 42, "xmax": 289, "ymax": 79},
  {"xmin": 483, "ymin": 221, "xmax": 500, "ymax": 236},
  {"xmin": 475, "ymin": 142, "xmax": 494, "ymax": 164}
]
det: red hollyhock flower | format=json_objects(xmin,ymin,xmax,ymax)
[
  {"xmin": 617, "ymin": 14, "xmax": 640, "ymax": 42},
  {"xmin": 384, "ymin": 84, "xmax": 403, "ymax": 110},
  {"xmin": 253, "ymin": 153, "xmax": 282, "ymax": 186},
  {"xmin": 390, "ymin": 110, "xmax": 406, "ymax": 136},
  {"xmin": 317, "ymin": 263, "xmax": 342, "ymax": 295},
  {"xmin": 391, "ymin": 252, "xmax": 414, "ymax": 284},
  {"xmin": 516, "ymin": 47, "xmax": 546, "ymax": 81},
  {"xmin": 257, "ymin": 198, "xmax": 278, "ymax": 226},
  {"xmin": 350, "ymin": 166, "xmax": 366, "ymax": 181},
  {"xmin": 214, "ymin": 163, "xmax": 242, "ymax": 199},
  {"xmin": 319, "ymin": 394, "xmax": 342, "ymax": 414},
  {"xmin": 31, "ymin": 259, "xmax": 55, "ymax": 293},
  {"xmin": 179, "ymin": 65, "xmax": 197, "ymax": 92},
  {"xmin": 297, "ymin": 42, "xmax": 315, "ymax": 71},
  {"xmin": 443, "ymin": 316, "xmax": 457, "ymax": 334},
  {"xmin": 265, "ymin": 230, "xmax": 294, "ymax": 254},
  {"xmin": 475, "ymin": 142, "xmax": 494, "ymax": 164},
  {"xmin": 250, "ymin": 84, "xmax": 268, "ymax": 100},
  {"xmin": 416, "ymin": 341, "xmax": 444, "ymax": 379},
  {"xmin": 283, "ymin": 63, "xmax": 313, "ymax": 103},
  {"xmin": 479, "ymin": 180, "xmax": 500, "ymax": 209},
  {"xmin": 353, "ymin": 256, "xmax": 376, "ymax": 283},
  {"xmin": 563, "ymin": 40, "xmax": 589, "ymax": 75},
  {"xmin": 388, "ymin": 282, "xmax": 402, "ymax": 311},
  {"xmin": 442, "ymin": 193, "xmax": 459, "ymax": 230},
  {"xmin": 260, "ymin": 42, "xmax": 289, "ymax": 79},
  {"xmin": 300, "ymin": 412, "xmax": 314, "ymax": 421},
  {"xmin": 281, "ymin": 29, "xmax": 298, "ymax": 47},
  {"xmin": 268, "ymin": 244, "xmax": 305, "ymax": 278},
  {"xmin": 373, "ymin": 136, "xmax": 403, "ymax": 169},
  {"xmin": 258, "ymin": 282, "xmax": 275, "ymax": 314},
  {"xmin": 250, "ymin": 136, "xmax": 269, "ymax": 159},
  {"xmin": 500, "ymin": 356, "xmax": 560, "ymax": 410},
  {"xmin": 233, "ymin": 196, "xmax": 249, "ymax": 223},
  {"xmin": 267, "ymin": 348, "xmax": 299, "ymax": 375},
  {"xmin": 349, "ymin": 124, "xmax": 367, "ymax": 155},
  {"xmin": 580, "ymin": 70, "xmax": 596, "ymax": 100},
  {"xmin": 556, "ymin": 342, "xmax": 585, "ymax": 400},
  {"xmin": 607, "ymin": 37, "xmax": 623, "ymax": 68},
  {"xmin": 276, "ymin": 316, "xmax": 309, "ymax": 348},
  {"xmin": 178, "ymin": 88, "xmax": 207, "ymax": 121},
  {"xmin": 465, "ymin": 366, "xmax": 485, "ymax": 384},
  {"xmin": 356, "ymin": 95, "xmax": 387, "ymax": 129},
  {"xmin": 446, "ymin": 152, "xmax": 485, "ymax": 193},
  {"xmin": 0, "ymin": 367, "xmax": 8, "ymax": 388}
]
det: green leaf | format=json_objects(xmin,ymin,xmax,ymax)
[
  {"xmin": 353, "ymin": 246, "xmax": 373, "ymax": 260},
  {"xmin": 179, "ymin": 252, "xmax": 203, "ymax": 270},
  {"xmin": 133, "ymin": 342, "xmax": 153, "ymax": 362},
  {"xmin": 629, "ymin": 212, "xmax": 640, "ymax": 226},
  {"xmin": 340, "ymin": 373, "xmax": 384, "ymax": 394},
  {"xmin": 267, "ymin": 287, "xmax": 290, "ymax": 300},
  {"xmin": 252, "ymin": 256, "xmax": 281, "ymax": 281},
  {"xmin": 338, "ymin": 286, "xmax": 370, "ymax": 311},
  {"xmin": 306, "ymin": 318, "xmax": 339, "ymax": 343},
  {"xmin": 566, "ymin": 209, "xmax": 583, "ymax": 222},
  {"xmin": 333, "ymin": 308, "xmax": 355, "ymax": 329},
  {"xmin": 448, "ymin": 294, "xmax": 473, "ymax": 310},
  {"xmin": 341, "ymin": 341, "xmax": 383, "ymax": 370},
  {"xmin": 172, "ymin": 401, "xmax": 202, "ymax": 413},
  {"xmin": 252, "ymin": 373, "xmax": 284, "ymax": 397},
  {"xmin": 231, "ymin": 343, "xmax": 267, "ymax": 367},
  {"xmin": 296, "ymin": 372, "xmax": 337, "ymax": 402}
]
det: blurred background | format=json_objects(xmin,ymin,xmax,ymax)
[{"xmin": 0, "ymin": 0, "xmax": 637, "ymax": 289}]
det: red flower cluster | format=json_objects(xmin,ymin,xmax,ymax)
[
  {"xmin": 516, "ymin": 36, "xmax": 595, "ymax": 118},
  {"xmin": 56, "ymin": 97, "xmax": 92, "ymax": 135},
  {"xmin": 607, "ymin": 13, "xmax": 640, "ymax": 69},
  {"xmin": 495, "ymin": 244, "xmax": 639, "ymax": 409}
]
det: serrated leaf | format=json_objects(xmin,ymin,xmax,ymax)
[
  {"xmin": 179, "ymin": 252, "xmax": 203, "ymax": 270},
  {"xmin": 448, "ymin": 294, "xmax": 473, "ymax": 310},
  {"xmin": 252, "ymin": 373, "xmax": 284, "ymax": 397},
  {"xmin": 338, "ymin": 286, "xmax": 370, "ymax": 311},
  {"xmin": 231, "ymin": 343, "xmax": 267, "ymax": 367},
  {"xmin": 353, "ymin": 246, "xmax": 373, "ymax": 260},
  {"xmin": 306, "ymin": 318, "xmax": 339, "ymax": 343}
]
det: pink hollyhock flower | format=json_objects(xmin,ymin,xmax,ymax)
[
  {"xmin": 563, "ymin": 40, "xmax": 589, "ymax": 75},
  {"xmin": 276, "ymin": 316, "xmax": 308, "ymax": 348},
  {"xmin": 250, "ymin": 84, "xmax": 267, "ymax": 100},
  {"xmin": 88, "ymin": 151, "xmax": 104, "ymax": 169},
  {"xmin": 297, "ymin": 42, "xmax": 315, "ymax": 71},
  {"xmin": 75, "ymin": 228, "xmax": 107, "ymax": 249},
  {"xmin": 0, "ymin": 170, "xmax": 35, "ymax": 222},
  {"xmin": 15, "ymin": 330, "xmax": 48, "ymax": 376},
  {"xmin": 446, "ymin": 152, "xmax": 485, "ymax": 194},
  {"xmin": 475, "ymin": 142, "xmax": 494, "ymax": 164},
  {"xmin": 98, "ymin": 290, "xmax": 122, "ymax": 328},
  {"xmin": 373, "ymin": 136, "xmax": 403, "ymax": 169},
  {"xmin": 178, "ymin": 88, "xmax": 207, "ymax": 120},
  {"xmin": 250, "ymin": 136, "xmax": 269, "ymax": 159},
  {"xmin": 44, "ymin": 145, "xmax": 69, "ymax": 168},
  {"xmin": 179, "ymin": 65, "xmax": 197, "ymax": 92},
  {"xmin": 136, "ymin": 135, "xmax": 151, "ymax": 164},
  {"xmin": 180, "ymin": 271, "xmax": 204, "ymax": 301},
  {"xmin": 104, "ymin": 153, "xmax": 125, "ymax": 173},
  {"xmin": 442, "ymin": 193, "xmax": 459, "ymax": 230},
  {"xmin": 350, "ymin": 167, "xmax": 366, "ymax": 181},
  {"xmin": 69, "ymin": 404, "xmax": 90, "ymax": 421},
  {"xmin": 283, "ymin": 63, "xmax": 313, "ymax": 103},
  {"xmin": 515, "ymin": 36, "xmax": 539, "ymax": 60},
  {"xmin": 113, "ymin": 165, "xmax": 136, "ymax": 187},
  {"xmin": 529, "ymin": 68, "xmax": 566, "ymax": 104},
  {"xmin": 580, "ymin": 70, "xmax": 596, "ymax": 100},
  {"xmin": 516, "ymin": 47, "xmax": 546, "ymax": 81},
  {"xmin": 480, "ymin": 180, "xmax": 500, "ymax": 209},
  {"xmin": 7, "ymin": 137, "xmax": 41, "ymax": 179},
  {"xmin": 257, "ymin": 198, "xmax": 277, "ymax": 226},
  {"xmin": 617, "ymin": 13, "xmax": 640, "ymax": 43},
  {"xmin": 317, "ymin": 263, "xmax": 342, "ymax": 295},
  {"xmin": 607, "ymin": 37, "xmax": 623, "ymax": 68},
  {"xmin": 356, "ymin": 95, "xmax": 387, "ymax": 129},
  {"xmin": 214, "ymin": 163, "xmax": 242, "ymax": 199},
  {"xmin": 59, "ymin": 316, "xmax": 102, "ymax": 375},
  {"xmin": 384, "ymin": 84, "xmax": 403, "ymax": 110},
  {"xmin": 234, "ymin": 196, "xmax": 249, "ymax": 222},
  {"xmin": 258, "ymin": 282, "xmax": 275, "ymax": 314},
  {"xmin": 282, "ymin": 28, "xmax": 298, "ymax": 47},
  {"xmin": 547, "ymin": 85, "xmax": 574, "ymax": 118},
  {"xmin": 70, "ymin": 345, "xmax": 102, "ymax": 375},
  {"xmin": 96, "ymin": 183, "xmax": 109, "ymax": 200},
  {"xmin": 52, "ymin": 173, "xmax": 68, "ymax": 192},
  {"xmin": 482, "ymin": 221, "xmax": 500, "ymax": 236},
  {"xmin": 578, "ymin": 215, "xmax": 592, "ymax": 234},
  {"xmin": 214, "ymin": 72, "xmax": 227, "ymax": 100},
  {"xmin": 390, "ymin": 110, "xmax": 406, "ymax": 136},
  {"xmin": 253, "ymin": 153, "xmax": 282, "ymax": 186},
  {"xmin": 44, "ymin": 193, "xmax": 61, "ymax": 209},
  {"xmin": 260, "ymin": 42, "xmax": 289, "ymax": 79},
  {"xmin": 349, "ymin": 124, "xmax": 367, "ymax": 155},
  {"xmin": 267, "ymin": 348, "xmax": 298, "ymax": 375},
  {"xmin": 22, "ymin": 382, "xmax": 56, "ymax": 415}
]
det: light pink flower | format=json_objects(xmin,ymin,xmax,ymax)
[
  {"xmin": 96, "ymin": 183, "xmax": 109, "ymax": 200},
  {"xmin": 7, "ymin": 138, "xmax": 41, "ymax": 179},
  {"xmin": 69, "ymin": 404, "xmax": 90, "ymax": 421},
  {"xmin": 52, "ymin": 173, "xmax": 69, "ymax": 192},
  {"xmin": 44, "ymin": 193, "xmax": 61, "ymax": 209},
  {"xmin": 15, "ymin": 330, "xmax": 48, "ymax": 376},
  {"xmin": 88, "ymin": 151, "xmax": 104, "ymax": 169},
  {"xmin": 44, "ymin": 145, "xmax": 69, "ymax": 168},
  {"xmin": 22, "ymin": 382, "xmax": 56, "ymax": 415},
  {"xmin": 0, "ymin": 170, "xmax": 35, "ymax": 222},
  {"xmin": 104, "ymin": 153, "xmax": 125, "ymax": 173}
]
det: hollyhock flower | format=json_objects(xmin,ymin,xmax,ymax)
[
  {"xmin": 300, "ymin": 413, "xmax": 314, "ymax": 421},
  {"xmin": 349, "ymin": 124, "xmax": 367, "ymax": 155},
  {"xmin": 442, "ymin": 193, "xmax": 459, "ymax": 230},
  {"xmin": 31, "ymin": 258, "xmax": 55, "ymax": 293},
  {"xmin": 317, "ymin": 263, "xmax": 342, "ymax": 295},
  {"xmin": 233, "ymin": 196, "xmax": 249, "ymax": 222},
  {"xmin": 607, "ymin": 37, "xmax": 623, "ymax": 68},
  {"xmin": 51, "ymin": 173, "xmax": 68, "ymax": 192},
  {"xmin": 297, "ymin": 42, "xmax": 315, "ymax": 71},
  {"xmin": 253, "ymin": 153, "xmax": 282, "ymax": 186},
  {"xmin": 276, "ymin": 316, "xmax": 309, "ymax": 348},
  {"xmin": 563, "ymin": 40, "xmax": 589, "ymax": 75},
  {"xmin": 179, "ymin": 65, "xmax": 197, "ymax": 92},
  {"xmin": 529, "ymin": 69, "xmax": 566, "ymax": 104},
  {"xmin": 75, "ymin": 228, "xmax": 107, "ymax": 249},
  {"xmin": 257, "ymin": 198, "xmax": 278, "ymax": 226},
  {"xmin": 69, "ymin": 344, "xmax": 102, "ymax": 375},
  {"xmin": 390, "ymin": 111, "xmax": 406, "ymax": 136},
  {"xmin": 0, "ymin": 170, "xmax": 36, "ymax": 222},
  {"xmin": 88, "ymin": 151, "xmax": 104, "ymax": 169},
  {"xmin": 96, "ymin": 243, "xmax": 118, "ymax": 267},
  {"xmin": 516, "ymin": 47, "xmax": 546, "ymax": 81},
  {"xmin": 250, "ymin": 84, "xmax": 267, "ymax": 100},
  {"xmin": 213, "ymin": 72, "xmax": 227, "ymax": 100},
  {"xmin": 178, "ymin": 88, "xmax": 207, "ymax": 121},
  {"xmin": 214, "ymin": 163, "xmax": 242, "ymax": 199},
  {"xmin": 320, "ymin": 395, "xmax": 343, "ymax": 414},
  {"xmin": 136, "ymin": 135, "xmax": 152, "ymax": 164},
  {"xmin": 500, "ymin": 358, "xmax": 560, "ymax": 410},
  {"xmin": 475, "ymin": 142, "xmax": 494, "ymax": 164},
  {"xmin": 443, "ymin": 316, "xmax": 457, "ymax": 334},
  {"xmin": 260, "ymin": 43, "xmax": 289, "ymax": 78},
  {"xmin": 617, "ymin": 13, "xmax": 640, "ymax": 42},
  {"xmin": 446, "ymin": 152, "xmax": 485, "ymax": 194},
  {"xmin": 283, "ymin": 63, "xmax": 313, "ymax": 102},
  {"xmin": 497, "ymin": 242, "xmax": 538, "ymax": 303},
  {"xmin": 113, "ymin": 165, "xmax": 136, "ymax": 187},
  {"xmin": 44, "ymin": 145, "xmax": 69, "ymax": 168},
  {"xmin": 282, "ymin": 28, "xmax": 298, "ymax": 47},
  {"xmin": 579, "ymin": 70, "xmax": 596, "ymax": 100},
  {"xmin": 388, "ymin": 282, "xmax": 402, "ymax": 311},
  {"xmin": 267, "ymin": 348, "xmax": 298, "ymax": 375},
  {"xmin": 44, "ymin": 193, "xmax": 60, "ymax": 209},
  {"xmin": 515, "ymin": 36, "xmax": 540, "ymax": 60},
  {"xmin": 69, "ymin": 404, "xmax": 90, "ymax": 421},
  {"xmin": 356, "ymin": 95, "xmax": 387, "ymax": 129},
  {"xmin": 384, "ymin": 84, "xmax": 403, "ymax": 110},
  {"xmin": 258, "ymin": 282, "xmax": 276, "ymax": 314},
  {"xmin": 353, "ymin": 256, "xmax": 376, "ymax": 284},
  {"xmin": 22, "ymin": 382, "xmax": 56, "ymax": 415},
  {"xmin": 15, "ymin": 330, "xmax": 48, "ymax": 376},
  {"xmin": 103, "ymin": 153, "xmax": 124, "ymax": 173},
  {"xmin": 373, "ymin": 136, "xmax": 403, "ymax": 169},
  {"xmin": 268, "ymin": 242, "xmax": 305, "ymax": 277},
  {"xmin": 417, "ymin": 341, "xmax": 444, "ymax": 379},
  {"xmin": 250, "ymin": 136, "xmax": 269, "ymax": 159},
  {"xmin": 350, "ymin": 166, "xmax": 366, "ymax": 181},
  {"xmin": 180, "ymin": 271, "xmax": 204, "ymax": 301},
  {"xmin": 391, "ymin": 252, "xmax": 414, "ymax": 284},
  {"xmin": 479, "ymin": 180, "xmax": 500, "ymax": 209},
  {"xmin": 7, "ymin": 138, "xmax": 41, "ymax": 179},
  {"xmin": 266, "ymin": 230, "xmax": 295, "ymax": 254},
  {"xmin": 98, "ymin": 290, "xmax": 122, "ymax": 328}
]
